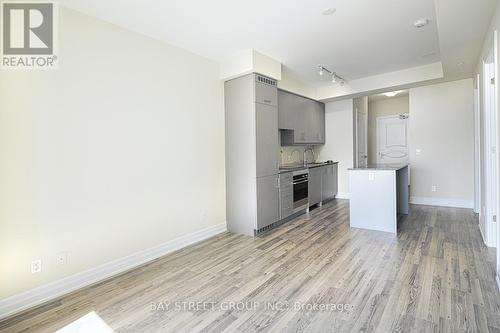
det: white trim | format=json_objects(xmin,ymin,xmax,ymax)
[
  {"xmin": 410, "ymin": 196, "xmax": 474, "ymax": 209},
  {"xmin": 335, "ymin": 192, "xmax": 350, "ymax": 199},
  {"xmin": 483, "ymin": 35, "xmax": 499, "ymax": 249},
  {"xmin": 496, "ymin": 275, "xmax": 500, "ymax": 292},
  {"xmin": 479, "ymin": 222, "xmax": 487, "ymax": 245},
  {"xmin": 474, "ymin": 74, "xmax": 481, "ymax": 214},
  {"xmin": 0, "ymin": 223, "xmax": 227, "ymax": 320},
  {"xmin": 494, "ymin": 29, "xmax": 500, "ymax": 291}
]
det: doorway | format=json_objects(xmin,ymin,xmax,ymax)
[{"xmin": 362, "ymin": 91, "xmax": 410, "ymax": 166}]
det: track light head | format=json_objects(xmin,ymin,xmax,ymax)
[{"xmin": 317, "ymin": 65, "xmax": 345, "ymax": 85}]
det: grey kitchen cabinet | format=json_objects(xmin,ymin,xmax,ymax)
[
  {"xmin": 278, "ymin": 89, "xmax": 325, "ymax": 145},
  {"xmin": 321, "ymin": 163, "xmax": 338, "ymax": 202},
  {"xmin": 312, "ymin": 100, "xmax": 325, "ymax": 143},
  {"xmin": 255, "ymin": 76, "xmax": 278, "ymax": 106},
  {"xmin": 225, "ymin": 73, "xmax": 280, "ymax": 236},
  {"xmin": 309, "ymin": 167, "xmax": 322, "ymax": 206},
  {"xmin": 278, "ymin": 89, "xmax": 301, "ymax": 130},
  {"xmin": 256, "ymin": 175, "xmax": 279, "ymax": 229},
  {"xmin": 256, "ymin": 102, "xmax": 279, "ymax": 177},
  {"xmin": 279, "ymin": 172, "xmax": 293, "ymax": 219}
]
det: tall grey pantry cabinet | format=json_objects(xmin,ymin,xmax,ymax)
[{"xmin": 225, "ymin": 74, "xmax": 279, "ymax": 236}]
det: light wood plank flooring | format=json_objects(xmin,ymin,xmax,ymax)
[{"xmin": 1, "ymin": 200, "xmax": 500, "ymax": 332}]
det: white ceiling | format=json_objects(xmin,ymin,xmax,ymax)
[
  {"xmin": 368, "ymin": 90, "xmax": 409, "ymax": 102},
  {"xmin": 59, "ymin": 0, "xmax": 497, "ymax": 86},
  {"xmin": 434, "ymin": 0, "xmax": 498, "ymax": 80}
]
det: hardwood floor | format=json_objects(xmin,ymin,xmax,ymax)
[{"xmin": 1, "ymin": 200, "xmax": 500, "ymax": 332}]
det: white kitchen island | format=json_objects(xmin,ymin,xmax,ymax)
[{"xmin": 348, "ymin": 164, "xmax": 409, "ymax": 234}]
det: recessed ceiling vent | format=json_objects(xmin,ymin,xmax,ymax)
[{"xmin": 414, "ymin": 18, "xmax": 430, "ymax": 28}]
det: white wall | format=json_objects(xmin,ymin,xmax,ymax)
[
  {"xmin": 367, "ymin": 96, "xmax": 409, "ymax": 164},
  {"xmin": 220, "ymin": 49, "xmax": 282, "ymax": 81},
  {"xmin": 278, "ymin": 67, "xmax": 317, "ymax": 100},
  {"xmin": 409, "ymin": 79, "xmax": 474, "ymax": 207},
  {"xmin": 317, "ymin": 100, "xmax": 354, "ymax": 197},
  {"xmin": 0, "ymin": 7, "xmax": 225, "ymax": 300},
  {"xmin": 315, "ymin": 80, "xmax": 473, "ymax": 206}
]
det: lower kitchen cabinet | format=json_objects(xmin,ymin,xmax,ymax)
[
  {"xmin": 308, "ymin": 167, "xmax": 322, "ymax": 206},
  {"xmin": 276, "ymin": 163, "xmax": 338, "ymax": 230},
  {"xmin": 310, "ymin": 163, "xmax": 339, "ymax": 208},
  {"xmin": 322, "ymin": 163, "xmax": 338, "ymax": 202},
  {"xmin": 279, "ymin": 172, "xmax": 293, "ymax": 219},
  {"xmin": 256, "ymin": 175, "xmax": 279, "ymax": 229}
]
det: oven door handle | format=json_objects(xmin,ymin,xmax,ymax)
[{"xmin": 293, "ymin": 180, "xmax": 308, "ymax": 185}]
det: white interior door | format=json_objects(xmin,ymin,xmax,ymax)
[
  {"xmin": 355, "ymin": 107, "xmax": 368, "ymax": 167},
  {"xmin": 376, "ymin": 115, "xmax": 409, "ymax": 165}
]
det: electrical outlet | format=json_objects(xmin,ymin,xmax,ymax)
[
  {"xmin": 416, "ymin": 149, "xmax": 422, "ymax": 155},
  {"xmin": 55, "ymin": 252, "xmax": 68, "ymax": 266},
  {"xmin": 431, "ymin": 185, "xmax": 437, "ymax": 192},
  {"xmin": 31, "ymin": 259, "xmax": 42, "ymax": 274}
]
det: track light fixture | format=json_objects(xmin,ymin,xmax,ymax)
[{"xmin": 318, "ymin": 65, "xmax": 345, "ymax": 85}]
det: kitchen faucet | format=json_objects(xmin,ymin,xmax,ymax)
[{"xmin": 303, "ymin": 147, "xmax": 315, "ymax": 166}]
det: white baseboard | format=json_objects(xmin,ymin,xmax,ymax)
[
  {"xmin": 0, "ymin": 223, "xmax": 227, "ymax": 320},
  {"xmin": 335, "ymin": 192, "xmax": 350, "ymax": 199},
  {"xmin": 410, "ymin": 196, "xmax": 474, "ymax": 209}
]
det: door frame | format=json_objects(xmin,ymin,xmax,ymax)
[
  {"xmin": 481, "ymin": 32, "xmax": 500, "ymax": 274},
  {"xmin": 474, "ymin": 74, "xmax": 481, "ymax": 217},
  {"xmin": 353, "ymin": 97, "xmax": 368, "ymax": 167},
  {"xmin": 483, "ymin": 58, "xmax": 494, "ymax": 245},
  {"xmin": 494, "ymin": 30, "xmax": 500, "ymax": 278},
  {"xmin": 356, "ymin": 110, "xmax": 368, "ymax": 167},
  {"xmin": 376, "ymin": 114, "xmax": 409, "ymax": 165}
]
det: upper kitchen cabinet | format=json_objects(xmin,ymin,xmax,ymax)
[{"xmin": 278, "ymin": 90, "xmax": 325, "ymax": 145}]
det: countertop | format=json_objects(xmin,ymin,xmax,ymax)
[
  {"xmin": 348, "ymin": 163, "xmax": 409, "ymax": 171},
  {"xmin": 279, "ymin": 161, "xmax": 338, "ymax": 173}
]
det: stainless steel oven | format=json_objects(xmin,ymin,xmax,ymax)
[{"xmin": 292, "ymin": 170, "xmax": 309, "ymax": 212}]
